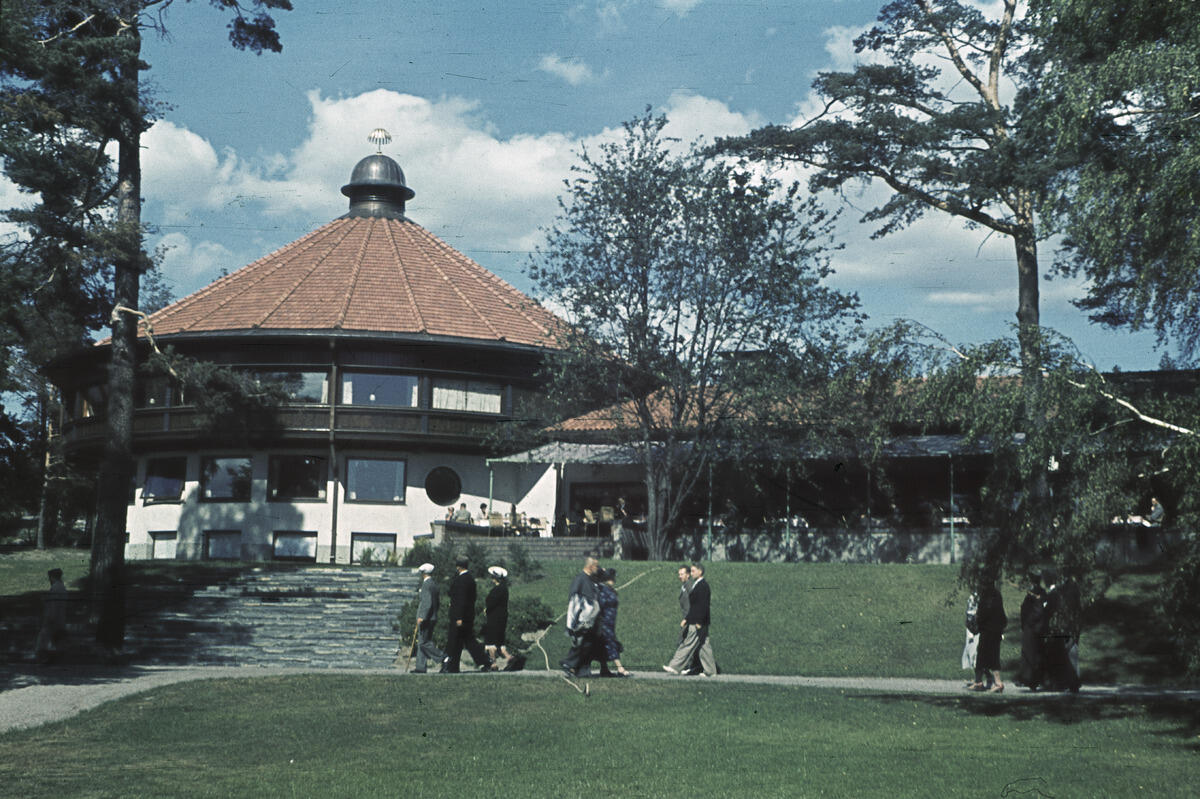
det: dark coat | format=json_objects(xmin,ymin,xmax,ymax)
[
  {"xmin": 975, "ymin": 585, "xmax": 1007, "ymax": 671},
  {"xmin": 448, "ymin": 570, "xmax": 477, "ymax": 626},
  {"xmin": 685, "ymin": 578, "xmax": 711, "ymax": 626},
  {"xmin": 483, "ymin": 582, "xmax": 509, "ymax": 646}
]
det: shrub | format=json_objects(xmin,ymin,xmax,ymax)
[{"xmin": 506, "ymin": 542, "xmax": 544, "ymax": 582}]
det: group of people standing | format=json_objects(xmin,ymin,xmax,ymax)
[
  {"xmin": 411, "ymin": 556, "xmax": 518, "ymax": 673},
  {"xmin": 962, "ymin": 569, "xmax": 1082, "ymax": 693}
]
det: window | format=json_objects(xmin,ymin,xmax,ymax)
[
  {"xmin": 255, "ymin": 371, "xmax": 328, "ymax": 403},
  {"xmin": 205, "ymin": 530, "xmax": 241, "ymax": 560},
  {"xmin": 144, "ymin": 457, "xmax": 187, "ymax": 503},
  {"xmin": 351, "ymin": 533, "xmax": 397, "ymax": 563},
  {"xmin": 268, "ymin": 455, "xmax": 327, "ymax": 501},
  {"xmin": 201, "ymin": 456, "xmax": 253, "ymax": 501},
  {"xmin": 136, "ymin": 376, "xmax": 174, "ymax": 409},
  {"xmin": 340, "ymin": 372, "xmax": 419, "ymax": 407},
  {"xmin": 346, "ymin": 458, "xmax": 406, "ymax": 503},
  {"xmin": 80, "ymin": 384, "xmax": 107, "ymax": 418},
  {"xmin": 431, "ymin": 379, "xmax": 502, "ymax": 413},
  {"xmin": 424, "ymin": 466, "xmax": 462, "ymax": 506},
  {"xmin": 150, "ymin": 531, "xmax": 177, "ymax": 560},
  {"xmin": 273, "ymin": 531, "xmax": 317, "ymax": 562}
]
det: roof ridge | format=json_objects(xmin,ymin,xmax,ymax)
[
  {"xmin": 334, "ymin": 218, "xmax": 374, "ymax": 329},
  {"xmin": 257, "ymin": 219, "xmax": 359, "ymax": 326},
  {"xmin": 402, "ymin": 223, "xmax": 505, "ymax": 342},
  {"xmin": 383, "ymin": 219, "xmax": 427, "ymax": 334},
  {"xmin": 420, "ymin": 229, "xmax": 557, "ymax": 341}
]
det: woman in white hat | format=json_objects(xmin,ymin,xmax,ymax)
[{"xmin": 483, "ymin": 566, "xmax": 513, "ymax": 666}]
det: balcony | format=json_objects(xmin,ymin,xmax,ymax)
[{"xmin": 61, "ymin": 404, "xmax": 504, "ymax": 451}]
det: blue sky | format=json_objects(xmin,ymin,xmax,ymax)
[{"xmin": 49, "ymin": 1, "xmax": 1172, "ymax": 369}]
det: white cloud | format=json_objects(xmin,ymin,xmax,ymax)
[
  {"xmin": 155, "ymin": 232, "xmax": 237, "ymax": 286},
  {"xmin": 538, "ymin": 54, "xmax": 598, "ymax": 86},
  {"xmin": 660, "ymin": 0, "xmax": 704, "ymax": 14}
]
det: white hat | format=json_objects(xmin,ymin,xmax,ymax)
[
  {"xmin": 488, "ymin": 566, "xmax": 508, "ymax": 579},
  {"xmin": 417, "ymin": 562, "xmax": 435, "ymax": 574}
]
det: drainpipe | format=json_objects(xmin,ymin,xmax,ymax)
[
  {"xmin": 948, "ymin": 453, "xmax": 956, "ymax": 564},
  {"xmin": 487, "ymin": 463, "xmax": 494, "ymax": 515},
  {"xmin": 328, "ymin": 342, "xmax": 339, "ymax": 564}
]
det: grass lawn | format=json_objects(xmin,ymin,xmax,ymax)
[
  {"xmin": 0, "ymin": 675, "xmax": 1196, "ymax": 798},
  {"xmin": 1, "ymin": 549, "xmax": 1192, "ymax": 685}
]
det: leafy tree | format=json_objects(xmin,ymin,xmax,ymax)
[
  {"xmin": 528, "ymin": 112, "xmax": 861, "ymax": 559},
  {"xmin": 0, "ymin": 0, "xmax": 290, "ymax": 650},
  {"xmin": 1025, "ymin": 0, "xmax": 1200, "ymax": 359},
  {"xmin": 718, "ymin": 1, "xmax": 1046, "ymax": 372}
]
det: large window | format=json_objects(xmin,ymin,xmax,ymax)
[
  {"xmin": 346, "ymin": 458, "xmax": 406, "ymax": 503},
  {"xmin": 255, "ymin": 371, "xmax": 328, "ymax": 403},
  {"xmin": 144, "ymin": 457, "xmax": 187, "ymax": 503},
  {"xmin": 268, "ymin": 455, "xmax": 327, "ymax": 501},
  {"xmin": 340, "ymin": 372, "xmax": 419, "ymax": 407},
  {"xmin": 431, "ymin": 379, "xmax": 502, "ymax": 413},
  {"xmin": 201, "ymin": 456, "xmax": 253, "ymax": 501}
]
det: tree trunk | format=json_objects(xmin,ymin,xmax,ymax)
[
  {"xmin": 1012, "ymin": 210, "xmax": 1052, "ymax": 529},
  {"xmin": 90, "ymin": 15, "xmax": 141, "ymax": 652}
]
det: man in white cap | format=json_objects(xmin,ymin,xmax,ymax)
[{"xmin": 412, "ymin": 562, "xmax": 446, "ymax": 673}]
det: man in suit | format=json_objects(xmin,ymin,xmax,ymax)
[
  {"xmin": 411, "ymin": 562, "xmax": 446, "ymax": 673},
  {"xmin": 443, "ymin": 556, "xmax": 494, "ymax": 673},
  {"xmin": 663, "ymin": 562, "xmax": 716, "ymax": 676}
]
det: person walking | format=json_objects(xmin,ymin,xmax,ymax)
[
  {"xmin": 483, "ymin": 566, "xmax": 513, "ymax": 666},
  {"xmin": 443, "ymin": 556, "xmax": 494, "ymax": 673},
  {"xmin": 1017, "ymin": 571, "xmax": 1048, "ymax": 690},
  {"xmin": 664, "ymin": 563, "xmax": 716, "ymax": 677},
  {"xmin": 34, "ymin": 568, "xmax": 69, "ymax": 664},
  {"xmin": 972, "ymin": 576, "xmax": 1007, "ymax": 693},
  {"xmin": 596, "ymin": 568, "xmax": 631, "ymax": 677},
  {"xmin": 560, "ymin": 555, "xmax": 600, "ymax": 677},
  {"xmin": 412, "ymin": 562, "xmax": 446, "ymax": 673}
]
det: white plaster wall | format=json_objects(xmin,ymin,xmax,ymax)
[{"xmin": 124, "ymin": 449, "xmax": 565, "ymax": 562}]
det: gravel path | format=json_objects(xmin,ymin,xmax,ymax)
[{"xmin": 4, "ymin": 665, "xmax": 1197, "ymax": 735}]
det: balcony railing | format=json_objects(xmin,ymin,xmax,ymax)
[{"xmin": 62, "ymin": 404, "xmax": 504, "ymax": 449}]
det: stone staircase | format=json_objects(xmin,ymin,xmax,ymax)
[
  {"xmin": 0, "ymin": 567, "xmax": 423, "ymax": 669},
  {"xmin": 123, "ymin": 567, "xmax": 422, "ymax": 668}
]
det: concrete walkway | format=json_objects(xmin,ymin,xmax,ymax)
[{"xmin": 3, "ymin": 665, "xmax": 1197, "ymax": 735}]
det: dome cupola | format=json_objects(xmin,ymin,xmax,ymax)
[{"xmin": 340, "ymin": 129, "xmax": 415, "ymax": 219}]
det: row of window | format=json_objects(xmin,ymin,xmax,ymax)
[
  {"xmin": 133, "ymin": 372, "xmax": 502, "ymax": 412},
  {"xmin": 143, "ymin": 530, "xmax": 400, "ymax": 563},
  {"xmin": 143, "ymin": 455, "xmax": 408, "ymax": 504},
  {"xmin": 140, "ymin": 456, "xmax": 466, "ymax": 507}
]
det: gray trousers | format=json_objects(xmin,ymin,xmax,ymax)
[
  {"xmin": 666, "ymin": 624, "xmax": 716, "ymax": 675},
  {"xmin": 414, "ymin": 625, "xmax": 445, "ymax": 671}
]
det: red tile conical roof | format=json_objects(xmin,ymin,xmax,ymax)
[{"xmin": 141, "ymin": 214, "xmax": 562, "ymax": 348}]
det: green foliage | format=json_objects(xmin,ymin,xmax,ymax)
[
  {"xmin": 1159, "ymin": 536, "xmax": 1200, "ymax": 676},
  {"xmin": 1026, "ymin": 0, "xmax": 1200, "ymax": 358},
  {"xmin": 141, "ymin": 349, "xmax": 288, "ymax": 445},
  {"xmin": 529, "ymin": 110, "xmax": 860, "ymax": 557},
  {"xmin": 506, "ymin": 542, "xmax": 544, "ymax": 582}
]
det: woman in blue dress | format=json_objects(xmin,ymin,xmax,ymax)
[{"xmin": 596, "ymin": 568, "xmax": 631, "ymax": 677}]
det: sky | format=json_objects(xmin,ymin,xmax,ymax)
[{"xmin": 59, "ymin": 1, "xmax": 1171, "ymax": 370}]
